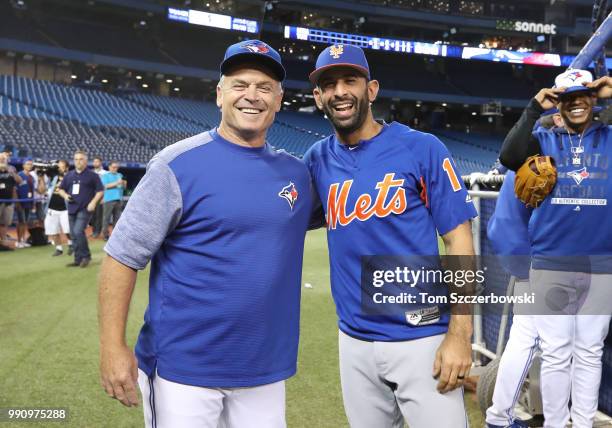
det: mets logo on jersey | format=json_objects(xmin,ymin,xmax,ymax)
[
  {"xmin": 326, "ymin": 173, "xmax": 407, "ymax": 230},
  {"xmin": 278, "ymin": 182, "xmax": 299, "ymax": 210},
  {"xmin": 568, "ymin": 167, "xmax": 589, "ymax": 185},
  {"xmin": 242, "ymin": 41, "xmax": 269, "ymax": 54},
  {"xmin": 329, "ymin": 45, "xmax": 344, "ymax": 59}
]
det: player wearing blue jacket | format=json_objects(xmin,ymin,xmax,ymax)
[
  {"xmin": 304, "ymin": 45, "xmax": 477, "ymax": 428},
  {"xmin": 98, "ymin": 40, "xmax": 312, "ymax": 428},
  {"xmin": 485, "ymin": 170, "xmax": 536, "ymax": 428},
  {"xmin": 500, "ymin": 70, "xmax": 612, "ymax": 428}
]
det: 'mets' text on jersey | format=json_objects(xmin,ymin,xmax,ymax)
[{"xmin": 303, "ymin": 122, "xmax": 477, "ymax": 341}]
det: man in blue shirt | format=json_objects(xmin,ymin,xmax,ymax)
[
  {"xmin": 499, "ymin": 71, "xmax": 612, "ymax": 428},
  {"xmin": 303, "ymin": 45, "xmax": 477, "ymax": 428},
  {"xmin": 100, "ymin": 161, "xmax": 126, "ymax": 241},
  {"xmin": 58, "ymin": 150, "xmax": 104, "ymax": 267},
  {"xmin": 98, "ymin": 40, "xmax": 312, "ymax": 428},
  {"xmin": 16, "ymin": 159, "xmax": 35, "ymax": 248}
]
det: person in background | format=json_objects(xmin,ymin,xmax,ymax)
[
  {"xmin": 15, "ymin": 159, "xmax": 35, "ymax": 248},
  {"xmin": 0, "ymin": 152, "xmax": 20, "ymax": 250},
  {"xmin": 43, "ymin": 159, "xmax": 73, "ymax": 256},
  {"xmin": 91, "ymin": 156, "xmax": 108, "ymax": 238},
  {"xmin": 30, "ymin": 163, "xmax": 48, "ymax": 223},
  {"xmin": 100, "ymin": 161, "xmax": 126, "ymax": 241},
  {"xmin": 57, "ymin": 151, "xmax": 104, "ymax": 268}
]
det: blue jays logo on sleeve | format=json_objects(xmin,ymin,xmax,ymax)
[
  {"xmin": 568, "ymin": 167, "xmax": 589, "ymax": 185},
  {"xmin": 242, "ymin": 41, "xmax": 269, "ymax": 54},
  {"xmin": 278, "ymin": 182, "xmax": 299, "ymax": 210}
]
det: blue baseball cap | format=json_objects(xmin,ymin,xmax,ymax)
[
  {"xmin": 220, "ymin": 40, "xmax": 285, "ymax": 82},
  {"xmin": 541, "ymin": 108, "xmax": 559, "ymax": 117},
  {"xmin": 309, "ymin": 44, "xmax": 370, "ymax": 85}
]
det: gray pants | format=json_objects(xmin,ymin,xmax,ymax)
[
  {"xmin": 339, "ymin": 330, "xmax": 467, "ymax": 428},
  {"xmin": 102, "ymin": 200, "xmax": 122, "ymax": 239}
]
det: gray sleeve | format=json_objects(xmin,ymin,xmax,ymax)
[{"xmin": 104, "ymin": 157, "xmax": 182, "ymax": 270}]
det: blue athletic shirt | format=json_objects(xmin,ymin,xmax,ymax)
[
  {"xmin": 303, "ymin": 122, "xmax": 477, "ymax": 341},
  {"xmin": 486, "ymin": 171, "xmax": 532, "ymax": 279},
  {"xmin": 529, "ymin": 122, "xmax": 612, "ymax": 272},
  {"xmin": 100, "ymin": 172, "xmax": 124, "ymax": 203},
  {"xmin": 105, "ymin": 129, "xmax": 312, "ymax": 387}
]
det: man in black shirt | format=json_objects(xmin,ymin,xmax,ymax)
[
  {"xmin": 43, "ymin": 160, "xmax": 73, "ymax": 256},
  {"xmin": 58, "ymin": 151, "xmax": 104, "ymax": 268}
]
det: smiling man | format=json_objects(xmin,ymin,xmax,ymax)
[
  {"xmin": 98, "ymin": 40, "xmax": 312, "ymax": 428},
  {"xmin": 303, "ymin": 45, "xmax": 477, "ymax": 428},
  {"xmin": 499, "ymin": 70, "xmax": 612, "ymax": 428}
]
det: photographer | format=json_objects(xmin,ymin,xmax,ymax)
[
  {"xmin": 0, "ymin": 152, "xmax": 20, "ymax": 250},
  {"xmin": 32, "ymin": 163, "xmax": 49, "ymax": 222},
  {"xmin": 43, "ymin": 159, "xmax": 72, "ymax": 256}
]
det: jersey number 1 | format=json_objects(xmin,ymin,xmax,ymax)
[{"xmin": 442, "ymin": 158, "xmax": 461, "ymax": 192}]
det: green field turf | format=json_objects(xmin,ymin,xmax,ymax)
[{"xmin": 0, "ymin": 229, "xmax": 484, "ymax": 427}]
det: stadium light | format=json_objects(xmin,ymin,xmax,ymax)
[
  {"xmin": 442, "ymin": 103, "xmax": 447, "ymax": 107},
  {"xmin": 472, "ymin": 112, "xmax": 477, "ymax": 116},
  {"xmin": 136, "ymin": 75, "xmax": 142, "ymax": 80},
  {"xmin": 173, "ymin": 87, "xmax": 180, "ymax": 92},
  {"xmin": 71, "ymin": 75, "xmax": 77, "ymax": 79},
  {"xmin": 11, "ymin": 0, "xmax": 27, "ymax": 10},
  {"xmin": 142, "ymin": 83, "xmax": 149, "ymax": 88},
  {"xmin": 166, "ymin": 79, "xmax": 173, "ymax": 83},
  {"xmin": 101, "ymin": 79, "xmax": 108, "ymax": 83}
]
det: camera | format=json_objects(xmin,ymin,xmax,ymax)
[{"xmin": 33, "ymin": 160, "xmax": 59, "ymax": 176}]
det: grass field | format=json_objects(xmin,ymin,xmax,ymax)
[{"xmin": 0, "ymin": 229, "xmax": 484, "ymax": 427}]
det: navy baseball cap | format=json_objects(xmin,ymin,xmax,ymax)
[
  {"xmin": 220, "ymin": 40, "xmax": 285, "ymax": 82},
  {"xmin": 309, "ymin": 44, "xmax": 371, "ymax": 85}
]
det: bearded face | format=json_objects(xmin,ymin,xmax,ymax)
[{"xmin": 314, "ymin": 67, "xmax": 377, "ymax": 136}]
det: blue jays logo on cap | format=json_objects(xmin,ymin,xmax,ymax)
[
  {"xmin": 220, "ymin": 39, "xmax": 285, "ymax": 81},
  {"xmin": 309, "ymin": 44, "xmax": 371, "ymax": 85},
  {"xmin": 242, "ymin": 41, "xmax": 270, "ymax": 54},
  {"xmin": 566, "ymin": 71, "xmax": 583, "ymax": 81},
  {"xmin": 554, "ymin": 69, "xmax": 593, "ymax": 97}
]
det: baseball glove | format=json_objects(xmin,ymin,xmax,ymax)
[{"xmin": 514, "ymin": 155, "xmax": 557, "ymax": 208}]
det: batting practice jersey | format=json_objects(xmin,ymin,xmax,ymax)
[
  {"xmin": 105, "ymin": 129, "xmax": 312, "ymax": 387},
  {"xmin": 303, "ymin": 122, "xmax": 477, "ymax": 341},
  {"xmin": 530, "ymin": 122, "xmax": 612, "ymax": 272}
]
